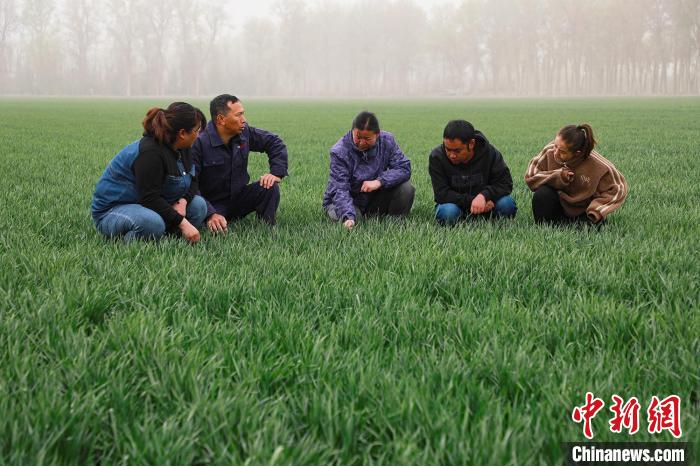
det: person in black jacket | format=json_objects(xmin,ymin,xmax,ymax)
[
  {"xmin": 429, "ymin": 120, "xmax": 516, "ymax": 224},
  {"xmin": 92, "ymin": 102, "xmax": 208, "ymax": 243}
]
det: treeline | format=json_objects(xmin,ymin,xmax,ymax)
[{"xmin": 0, "ymin": 0, "xmax": 698, "ymax": 96}]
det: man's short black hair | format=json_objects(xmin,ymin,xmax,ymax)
[
  {"xmin": 352, "ymin": 111, "xmax": 380, "ymax": 133},
  {"xmin": 210, "ymin": 94, "xmax": 240, "ymax": 122},
  {"xmin": 443, "ymin": 120, "xmax": 475, "ymax": 144}
]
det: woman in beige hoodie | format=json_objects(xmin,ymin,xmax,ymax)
[{"xmin": 525, "ymin": 124, "xmax": 628, "ymax": 224}]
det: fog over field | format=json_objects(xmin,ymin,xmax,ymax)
[{"xmin": 0, "ymin": 0, "xmax": 698, "ymax": 96}]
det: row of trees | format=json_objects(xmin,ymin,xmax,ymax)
[{"xmin": 1, "ymin": 0, "xmax": 698, "ymax": 96}]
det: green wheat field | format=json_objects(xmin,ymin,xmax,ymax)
[{"xmin": 1, "ymin": 97, "xmax": 698, "ymax": 465}]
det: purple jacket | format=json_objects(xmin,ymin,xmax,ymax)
[{"xmin": 322, "ymin": 130, "xmax": 411, "ymax": 221}]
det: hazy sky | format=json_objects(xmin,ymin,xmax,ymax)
[
  {"xmin": 3, "ymin": 0, "xmax": 695, "ymax": 96},
  {"xmin": 231, "ymin": 0, "xmax": 459, "ymax": 27}
]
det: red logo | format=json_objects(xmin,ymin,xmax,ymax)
[
  {"xmin": 609, "ymin": 395, "xmax": 640, "ymax": 435},
  {"xmin": 572, "ymin": 392, "xmax": 605, "ymax": 439},
  {"xmin": 572, "ymin": 393, "xmax": 682, "ymax": 439},
  {"xmin": 648, "ymin": 395, "xmax": 682, "ymax": 438}
]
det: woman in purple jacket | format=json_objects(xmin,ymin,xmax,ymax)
[{"xmin": 322, "ymin": 112, "xmax": 415, "ymax": 230}]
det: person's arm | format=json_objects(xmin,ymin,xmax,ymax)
[
  {"xmin": 377, "ymin": 138, "xmax": 411, "ymax": 189},
  {"xmin": 328, "ymin": 152, "xmax": 356, "ymax": 221},
  {"xmin": 428, "ymin": 154, "xmax": 473, "ymax": 210},
  {"xmin": 480, "ymin": 149, "xmax": 513, "ymax": 202},
  {"xmin": 191, "ymin": 139, "xmax": 227, "ymax": 232},
  {"xmin": 182, "ymin": 150, "xmax": 197, "ymax": 203},
  {"xmin": 524, "ymin": 142, "xmax": 573, "ymax": 191},
  {"xmin": 133, "ymin": 147, "xmax": 183, "ymax": 229},
  {"xmin": 586, "ymin": 168, "xmax": 628, "ymax": 223},
  {"xmin": 248, "ymin": 126, "xmax": 289, "ymax": 178},
  {"xmin": 191, "ymin": 138, "xmax": 219, "ymax": 218}
]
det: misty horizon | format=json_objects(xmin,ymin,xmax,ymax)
[{"xmin": 0, "ymin": 0, "xmax": 698, "ymax": 97}]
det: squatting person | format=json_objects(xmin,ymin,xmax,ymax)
[
  {"xmin": 193, "ymin": 94, "xmax": 289, "ymax": 231},
  {"xmin": 524, "ymin": 124, "xmax": 628, "ymax": 224},
  {"xmin": 429, "ymin": 119, "xmax": 516, "ymax": 224},
  {"xmin": 91, "ymin": 102, "xmax": 208, "ymax": 244},
  {"xmin": 322, "ymin": 111, "xmax": 415, "ymax": 231}
]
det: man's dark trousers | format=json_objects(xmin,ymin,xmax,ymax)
[{"xmin": 217, "ymin": 183, "xmax": 280, "ymax": 225}]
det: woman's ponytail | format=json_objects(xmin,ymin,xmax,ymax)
[
  {"xmin": 576, "ymin": 123, "xmax": 596, "ymax": 158},
  {"xmin": 141, "ymin": 102, "xmax": 206, "ymax": 146},
  {"xmin": 558, "ymin": 123, "xmax": 597, "ymax": 158}
]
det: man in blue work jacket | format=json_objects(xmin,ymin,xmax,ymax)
[{"xmin": 192, "ymin": 94, "xmax": 289, "ymax": 231}]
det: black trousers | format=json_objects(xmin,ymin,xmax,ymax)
[
  {"xmin": 532, "ymin": 185, "xmax": 590, "ymax": 224},
  {"xmin": 219, "ymin": 183, "xmax": 280, "ymax": 225},
  {"xmin": 360, "ymin": 181, "xmax": 416, "ymax": 217}
]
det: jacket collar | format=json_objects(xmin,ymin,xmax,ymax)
[
  {"xmin": 205, "ymin": 121, "xmax": 248, "ymax": 148},
  {"xmin": 345, "ymin": 130, "xmax": 380, "ymax": 158}
]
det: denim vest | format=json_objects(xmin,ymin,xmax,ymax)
[
  {"xmin": 91, "ymin": 139, "xmax": 195, "ymax": 222},
  {"xmin": 162, "ymin": 158, "xmax": 194, "ymax": 204}
]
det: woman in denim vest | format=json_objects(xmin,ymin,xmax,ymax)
[{"xmin": 92, "ymin": 102, "xmax": 208, "ymax": 243}]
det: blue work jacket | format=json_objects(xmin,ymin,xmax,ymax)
[{"xmin": 192, "ymin": 121, "xmax": 288, "ymax": 217}]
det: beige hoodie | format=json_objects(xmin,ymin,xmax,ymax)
[{"xmin": 525, "ymin": 141, "xmax": 628, "ymax": 223}]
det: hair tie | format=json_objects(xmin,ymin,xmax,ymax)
[{"xmin": 579, "ymin": 126, "xmax": 587, "ymax": 139}]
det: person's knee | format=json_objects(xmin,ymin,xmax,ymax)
[
  {"xmin": 390, "ymin": 181, "xmax": 415, "ymax": 215},
  {"xmin": 494, "ymin": 195, "xmax": 517, "ymax": 218},
  {"xmin": 267, "ymin": 183, "xmax": 281, "ymax": 201},
  {"xmin": 435, "ymin": 203, "xmax": 462, "ymax": 225},
  {"xmin": 96, "ymin": 206, "xmax": 165, "ymax": 242},
  {"xmin": 532, "ymin": 185, "xmax": 561, "ymax": 223},
  {"xmin": 533, "ymin": 185, "xmax": 558, "ymax": 205},
  {"xmin": 136, "ymin": 212, "xmax": 165, "ymax": 238},
  {"xmin": 395, "ymin": 181, "xmax": 416, "ymax": 202},
  {"xmin": 325, "ymin": 204, "xmax": 340, "ymax": 222},
  {"xmin": 132, "ymin": 211, "xmax": 166, "ymax": 239},
  {"xmin": 187, "ymin": 195, "xmax": 207, "ymax": 228}
]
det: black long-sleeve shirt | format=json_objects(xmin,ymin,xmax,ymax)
[
  {"xmin": 133, "ymin": 136, "xmax": 199, "ymax": 229},
  {"xmin": 428, "ymin": 131, "xmax": 513, "ymax": 210}
]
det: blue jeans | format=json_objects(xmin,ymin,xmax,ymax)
[
  {"xmin": 435, "ymin": 195, "xmax": 517, "ymax": 225},
  {"xmin": 95, "ymin": 195, "xmax": 207, "ymax": 242}
]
